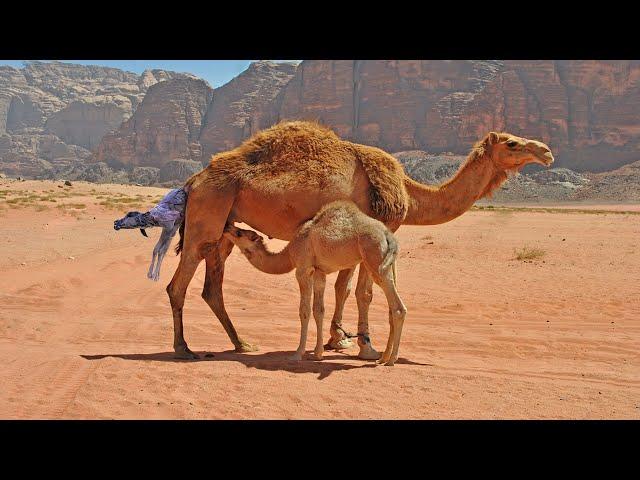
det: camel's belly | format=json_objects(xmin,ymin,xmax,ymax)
[{"xmin": 230, "ymin": 173, "xmax": 372, "ymax": 241}]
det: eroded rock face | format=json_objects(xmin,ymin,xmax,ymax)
[
  {"xmin": 95, "ymin": 78, "xmax": 213, "ymax": 168},
  {"xmin": 159, "ymin": 159, "xmax": 203, "ymax": 183},
  {"xmin": 269, "ymin": 60, "xmax": 640, "ymax": 172},
  {"xmin": 0, "ymin": 61, "xmax": 198, "ymax": 180},
  {"xmin": 199, "ymin": 61, "xmax": 297, "ymax": 156},
  {"xmin": 45, "ymin": 95, "xmax": 134, "ymax": 150}
]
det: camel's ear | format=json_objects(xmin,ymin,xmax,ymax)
[{"xmin": 486, "ymin": 132, "xmax": 500, "ymax": 145}]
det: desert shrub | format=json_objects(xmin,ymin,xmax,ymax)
[{"xmin": 514, "ymin": 246, "xmax": 546, "ymax": 261}]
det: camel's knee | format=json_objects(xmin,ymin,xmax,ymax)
[
  {"xmin": 390, "ymin": 305, "xmax": 407, "ymax": 324},
  {"xmin": 313, "ymin": 303, "xmax": 325, "ymax": 318}
]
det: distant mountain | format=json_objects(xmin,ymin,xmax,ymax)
[
  {"xmin": 2, "ymin": 60, "xmax": 640, "ymax": 201},
  {"xmin": 0, "ymin": 61, "xmax": 197, "ymax": 179}
]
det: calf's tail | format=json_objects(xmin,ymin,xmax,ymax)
[{"xmin": 379, "ymin": 229, "xmax": 398, "ymax": 278}]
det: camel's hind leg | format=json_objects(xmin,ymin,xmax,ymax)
[
  {"xmin": 201, "ymin": 236, "xmax": 257, "ymax": 352},
  {"xmin": 354, "ymin": 264, "xmax": 381, "ymax": 360},
  {"xmin": 166, "ymin": 183, "xmax": 237, "ymax": 359},
  {"xmin": 373, "ymin": 263, "xmax": 407, "ymax": 367},
  {"xmin": 166, "ymin": 246, "xmax": 202, "ymax": 359},
  {"xmin": 327, "ymin": 267, "xmax": 356, "ymax": 350}
]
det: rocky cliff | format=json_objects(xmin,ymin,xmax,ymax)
[
  {"xmin": 0, "ymin": 61, "xmax": 197, "ymax": 179},
  {"xmin": 269, "ymin": 60, "xmax": 640, "ymax": 172},
  {"xmin": 3, "ymin": 60, "xmax": 640, "ymax": 198},
  {"xmin": 199, "ymin": 61, "xmax": 297, "ymax": 155},
  {"xmin": 94, "ymin": 77, "xmax": 213, "ymax": 168}
]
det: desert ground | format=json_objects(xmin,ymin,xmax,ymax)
[{"xmin": 0, "ymin": 179, "xmax": 638, "ymax": 419}]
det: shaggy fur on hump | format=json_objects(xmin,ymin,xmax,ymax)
[{"xmin": 185, "ymin": 120, "xmax": 408, "ymax": 223}]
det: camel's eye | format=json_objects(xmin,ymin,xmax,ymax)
[{"xmin": 506, "ymin": 140, "xmax": 518, "ymax": 148}]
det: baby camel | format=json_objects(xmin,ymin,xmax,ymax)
[{"xmin": 223, "ymin": 200, "xmax": 407, "ymax": 366}]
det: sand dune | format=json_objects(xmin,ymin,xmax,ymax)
[{"xmin": 0, "ymin": 180, "xmax": 639, "ymax": 419}]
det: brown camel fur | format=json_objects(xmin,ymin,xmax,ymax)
[
  {"xmin": 168, "ymin": 121, "xmax": 554, "ymax": 360},
  {"xmin": 223, "ymin": 200, "xmax": 406, "ymax": 365}
]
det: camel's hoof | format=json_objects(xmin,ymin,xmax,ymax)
[
  {"xmin": 235, "ymin": 341, "xmax": 258, "ymax": 353},
  {"xmin": 358, "ymin": 343, "xmax": 381, "ymax": 361},
  {"xmin": 174, "ymin": 347, "xmax": 199, "ymax": 360},
  {"xmin": 289, "ymin": 353, "xmax": 303, "ymax": 361},
  {"xmin": 326, "ymin": 337, "xmax": 354, "ymax": 351},
  {"xmin": 313, "ymin": 351, "xmax": 324, "ymax": 361}
]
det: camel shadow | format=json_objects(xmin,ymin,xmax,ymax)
[{"xmin": 81, "ymin": 350, "xmax": 431, "ymax": 380}]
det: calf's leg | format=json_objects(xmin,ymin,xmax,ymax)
[
  {"xmin": 292, "ymin": 268, "xmax": 314, "ymax": 361},
  {"xmin": 312, "ymin": 271, "xmax": 326, "ymax": 360}
]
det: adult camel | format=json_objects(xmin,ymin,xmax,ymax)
[{"xmin": 168, "ymin": 121, "xmax": 554, "ymax": 359}]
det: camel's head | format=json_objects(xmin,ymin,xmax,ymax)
[
  {"xmin": 223, "ymin": 224, "xmax": 263, "ymax": 257},
  {"xmin": 113, "ymin": 211, "xmax": 157, "ymax": 237},
  {"xmin": 482, "ymin": 132, "xmax": 554, "ymax": 172}
]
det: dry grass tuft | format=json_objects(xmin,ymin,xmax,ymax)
[{"xmin": 513, "ymin": 245, "xmax": 546, "ymax": 261}]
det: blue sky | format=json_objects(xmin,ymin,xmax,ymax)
[{"xmin": 0, "ymin": 60, "xmax": 299, "ymax": 88}]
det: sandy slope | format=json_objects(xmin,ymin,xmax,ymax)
[{"xmin": 0, "ymin": 180, "xmax": 639, "ymax": 419}]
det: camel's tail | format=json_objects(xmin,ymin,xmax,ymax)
[
  {"xmin": 174, "ymin": 180, "xmax": 196, "ymax": 256},
  {"xmin": 175, "ymin": 205, "xmax": 186, "ymax": 255},
  {"xmin": 379, "ymin": 229, "xmax": 398, "ymax": 277}
]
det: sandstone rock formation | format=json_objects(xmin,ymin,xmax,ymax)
[
  {"xmin": 0, "ymin": 61, "xmax": 198, "ymax": 182},
  {"xmin": 94, "ymin": 61, "xmax": 296, "ymax": 170},
  {"xmin": 3, "ymin": 60, "xmax": 640, "ymax": 198},
  {"xmin": 159, "ymin": 159, "xmax": 203, "ymax": 183},
  {"xmin": 199, "ymin": 61, "xmax": 297, "ymax": 155},
  {"xmin": 94, "ymin": 78, "xmax": 213, "ymax": 168},
  {"xmin": 45, "ymin": 95, "xmax": 134, "ymax": 150},
  {"xmin": 268, "ymin": 60, "xmax": 640, "ymax": 172}
]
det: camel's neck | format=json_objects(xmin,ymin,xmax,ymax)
[
  {"xmin": 403, "ymin": 151, "xmax": 503, "ymax": 225},
  {"xmin": 242, "ymin": 242, "xmax": 294, "ymax": 275}
]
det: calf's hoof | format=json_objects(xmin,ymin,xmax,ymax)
[
  {"xmin": 326, "ymin": 337, "xmax": 354, "ymax": 350},
  {"xmin": 235, "ymin": 341, "xmax": 258, "ymax": 353}
]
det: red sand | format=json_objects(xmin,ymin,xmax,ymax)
[{"xmin": 0, "ymin": 180, "xmax": 638, "ymax": 418}]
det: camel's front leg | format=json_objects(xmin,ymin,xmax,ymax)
[
  {"xmin": 201, "ymin": 237, "xmax": 258, "ymax": 352},
  {"xmin": 166, "ymin": 248, "xmax": 202, "ymax": 359},
  {"xmin": 312, "ymin": 271, "xmax": 326, "ymax": 360},
  {"xmin": 355, "ymin": 264, "xmax": 380, "ymax": 360},
  {"xmin": 375, "ymin": 264, "xmax": 407, "ymax": 366},
  {"xmin": 327, "ymin": 267, "xmax": 356, "ymax": 350}
]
